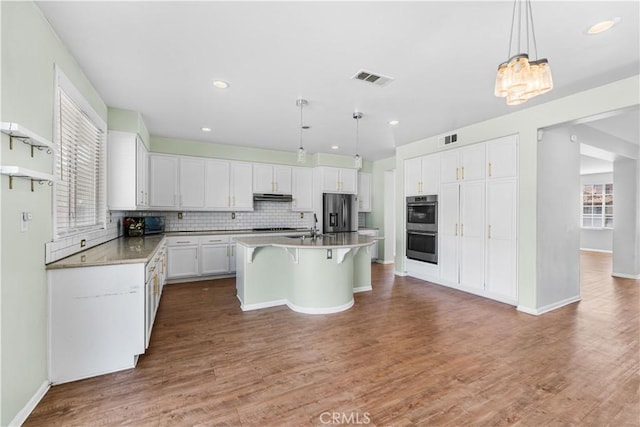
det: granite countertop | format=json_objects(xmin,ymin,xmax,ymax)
[
  {"xmin": 358, "ymin": 227, "xmax": 379, "ymax": 231},
  {"xmin": 235, "ymin": 233, "xmax": 380, "ymax": 249},
  {"xmin": 46, "ymin": 235, "xmax": 166, "ymax": 270}
]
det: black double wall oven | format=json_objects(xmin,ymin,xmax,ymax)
[{"xmin": 406, "ymin": 195, "xmax": 438, "ymax": 264}]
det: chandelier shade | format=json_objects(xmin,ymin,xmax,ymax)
[{"xmin": 495, "ymin": 0, "xmax": 553, "ymax": 105}]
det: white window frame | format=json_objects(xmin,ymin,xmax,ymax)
[
  {"xmin": 581, "ymin": 182, "xmax": 613, "ymax": 229},
  {"xmin": 53, "ymin": 66, "xmax": 107, "ymax": 239}
]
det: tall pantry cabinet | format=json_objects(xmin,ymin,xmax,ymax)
[{"xmin": 436, "ymin": 134, "xmax": 518, "ymax": 305}]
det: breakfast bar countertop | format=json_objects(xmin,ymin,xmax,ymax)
[{"xmin": 235, "ymin": 233, "xmax": 379, "ymax": 249}]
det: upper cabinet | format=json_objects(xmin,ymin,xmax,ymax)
[
  {"xmin": 318, "ymin": 167, "xmax": 357, "ymax": 194},
  {"xmin": 253, "ymin": 164, "xmax": 292, "ymax": 194},
  {"xmin": 149, "ymin": 154, "xmax": 179, "ymax": 208},
  {"xmin": 291, "ymin": 167, "xmax": 313, "ymax": 212},
  {"xmin": 440, "ymin": 144, "xmax": 485, "ymax": 184},
  {"xmin": 108, "ymin": 130, "xmax": 149, "ymax": 210},
  {"xmin": 358, "ymin": 172, "xmax": 372, "ymax": 212},
  {"xmin": 405, "ymin": 153, "xmax": 440, "ymax": 197},
  {"xmin": 179, "ymin": 157, "xmax": 206, "ymax": 208},
  {"xmin": 486, "ymin": 135, "xmax": 518, "ymax": 179},
  {"xmin": 204, "ymin": 159, "xmax": 253, "ymax": 211}
]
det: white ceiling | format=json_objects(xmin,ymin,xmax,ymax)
[{"xmin": 36, "ymin": 1, "xmax": 640, "ymax": 161}]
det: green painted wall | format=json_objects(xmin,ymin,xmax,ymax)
[
  {"xmin": 395, "ymin": 75, "xmax": 640, "ymax": 312},
  {"xmin": 107, "ymin": 107, "xmax": 150, "ymax": 148},
  {"xmin": 0, "ymin": 2, "xmax": 107, "ymax": 425},
  {"xmin": 151, "ymin": 135, "xmax": 373, "ymax": 170}
]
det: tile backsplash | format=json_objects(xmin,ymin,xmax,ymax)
[{"xmin": 127, "ymin": 201, "xmax": 315, "ymax": 232}]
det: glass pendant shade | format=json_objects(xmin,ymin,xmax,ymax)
[
  {"xmin": 297, "ymin": 146, "xmax": 306, "ymax": 163},
  {"xmin": 354, "ymin": 154, "xmax": 362, "ymax": 170},
  {"xmin": 495, "ymin": 0, "xmax": 553, "ymax": 105}
]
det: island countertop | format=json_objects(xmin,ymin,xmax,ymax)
[{"xmin": 234, "ymin": 233, "xmax": 378, "ymax": 249}]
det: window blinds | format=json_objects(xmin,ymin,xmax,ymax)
[{"xmin": 55, "ymin": 88, "xmax": 106, "ymax": 236}]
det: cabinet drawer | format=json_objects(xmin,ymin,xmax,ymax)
[
  {"xmin": 166, "ymin": 236, "xmax": 199, "ymax": 246},
  {"xmin": 198, "ymin": 235, "xmax": 230, "ymax": 244}
]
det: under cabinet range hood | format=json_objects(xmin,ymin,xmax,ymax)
[{"xmin": 253, "ymin": 193, "xmax": 293, "ymax": 202}]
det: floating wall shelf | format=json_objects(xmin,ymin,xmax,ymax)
[
  {"xmin": 1, "ymin": 122, "xmax": 55, "ymax": 156},
  {"xmin": 0, "ymin": 166, "xmax": 55, "ymax": 191}
]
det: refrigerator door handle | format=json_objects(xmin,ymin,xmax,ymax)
[{"xmin": 342, "ymin": 198, "xmax": 347, "ymax": 228}]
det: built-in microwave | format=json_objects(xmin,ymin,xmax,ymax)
[{"xmin": 407, "ymin": 195, "xmax": 437, "ymax": 232}]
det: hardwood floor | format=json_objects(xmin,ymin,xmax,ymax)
[{"xmin": 26, "ymin": 252, "xmax": 639, "ymax": 426}]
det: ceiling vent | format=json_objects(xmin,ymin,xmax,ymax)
[
  {"xmin": 351, "ymin": 69, "xmax": 394, "ymax": 87},
  {"xmin": 438, "ymin": 132, "xmax": 459, "ymax": 147}
]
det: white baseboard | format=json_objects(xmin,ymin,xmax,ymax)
[
  {"xmin": 394, "ymin": 270, "xmax": 408, "ymax": 276},
  {"xmin": 167, "ymin": 273, "xmax": 235, "ymax": 284},
  {"xmin": 517, "ymin": 295, "xmax": 581, "ymax": 316},
  {"xmin": 580, "ymin": 248, "xmax": 612, "ymax": 254},
  {"xmin": 239, "ymin": 297, "xmax": 287, "ymax": 311},
  {"xmin": 612, "ymin": 272, "xmax": 640, "ymax": 279},
  {"xmin": 287, "ymin": 299, "xmax": 354, "ymax": 314},
  {"xmin": 376, "ymin": 259, "xmax": 394, "ymax": 265},
  {"xmin": 353, "ymin": 285, "xmax": 372, "ymax": 293},
  {"xmin": 9, "ymin": 380, "xmax": 50, "ymax": 427}
]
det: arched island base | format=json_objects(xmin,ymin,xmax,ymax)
[{"xmin": 235, "ymin": 234, "xmax": 377, "ymax": 314}]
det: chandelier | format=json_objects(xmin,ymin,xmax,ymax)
[
  {"xmin": 353, "ymin": 112, "xmax": 363, "ymax": 170},
  {"xmin": 494, "ymin": 0, "xmax": 553, "ymax": 105},
  {"xmin": 296, "ymin": 98, "xmax": 308, "ymax": 163}
]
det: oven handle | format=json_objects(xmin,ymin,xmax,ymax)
[
  {"xmin": 407, "ymin": 202, "xmax": 437, "ymax": 207},
  {"xmin": 407, "ymin": 231, "xmax": 437, "ymax": 236}
]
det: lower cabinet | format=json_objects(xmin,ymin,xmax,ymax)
[
  {"xmin": 166, "ymin": 237, "xmax": 199, "ymax": 279},
  {"xmin": 167, "ymin": 235, "xmax": 237, "ymax": 281},
  {"xmin": 48, "ymin": 238, "xmax": 166, "ymax": 384},
  {"xmin": 200, "ymin": 235, "xmax": 236, "ymax": 275}
]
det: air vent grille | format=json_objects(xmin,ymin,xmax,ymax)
[
  {"xmin": 351, "ymin": 69, "xmax": 394, "ymax": 86},
  {"xmin": 438, "ymin": 132, "xmax": 459, "ymax": 147}
]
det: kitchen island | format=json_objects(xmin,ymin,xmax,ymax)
[{"xmin": 235, "ymin": 233, "xmax": 377, "ymax": 314}]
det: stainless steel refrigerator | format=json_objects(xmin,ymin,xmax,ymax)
[{"xmin": 323, "ymin": 193, "xmax": 358, "ymax": 233}]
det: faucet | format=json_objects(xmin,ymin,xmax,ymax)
[{"xmin": 310, "ymin": 213, "xmax": 320, "ymax": 239}]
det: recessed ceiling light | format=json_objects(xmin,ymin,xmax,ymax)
[
  {"xmin": 389, "ymin": 120, "xmax": 400, "ymax": 126},
  {"xmin": 331, "ymin": 145, "xmax": 339, "ymax": 150},
  {"xmin": 201, "ymin": 127, "xmax": 212, "ymax": 132},
  {"xmin": 587, "ymin": 17, "xmax": 621, "ymax": 35},
  {"xmin": 212, "ymin": 80, "xmax": 229, "ymax": 89}
]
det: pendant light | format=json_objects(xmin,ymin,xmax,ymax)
[
  {"xmin": 494, "ymin": 0, "xmax": 553, "ymax": 105},
  {"xmin": 296, "ymin": 98, "xmax": 308, "ymax": 163},
  {"xmin": 353, "ymin": 112, "xmax": 363, "ymax": 170}
]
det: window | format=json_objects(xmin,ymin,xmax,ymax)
[
  {"xmin": 54, "ymin": 69, "xmax": 106, "ymax": 238},
  {"xmin": 582, "ymin": 183, "xmax": 613, "ymax": 228}
]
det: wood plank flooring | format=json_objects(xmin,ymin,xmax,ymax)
[{"xmin": 26, "ymin": 252, "xmax": 639, "ymax": 426}]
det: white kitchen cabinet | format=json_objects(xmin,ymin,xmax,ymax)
[
  {"xmin": 440, "ymin": 144, "xmax": 485, "ymax": 184},
  {"xmin": 205, "ymin": 159, "xmax": 231, "ymax": 209},
  {"xmin": 166, "ymin": 237, "xmax": 199, "ymax": 279},
  {"xmin": 254, "ymin": 164, "xmax": 292, "ymax": 194},
  {"xmin": 149, "ymin": 154, "xmax": 179, "ymax": 208},
  {"xmin": 405, "ymin": 154, "xmax": 440, "ymax": 196},
  {"xmin": 203, "ymin": 160, "xmax": 253, "ymax": 211},
  {"xmin": 486, "ymin": 179, "xmax": 518, "ymax": 302},
  {"xmin": 107, "ymin": 131, "xmax": 148, "ymax": 210},
  {"xmin": 179, "ymin": 157, "xmax": 206, "ymax": 208},
  {"xmin": 200, "ymin": 235, "xmax": 232, "ymax": 275},
  {"xmin": 318, "ymin": 167, "xmax": 357, "ymax": 194},
  {"xmin": 487, "ymin": 134, "xmax": 518, "ymax": 179},
  {"xmin": 48, "ymin": 238, "xmax": 166, "ymax": 384},
  {"xmin": 292, "ymin": 167, "xmax": 313, "ymax": 211},
  {"xmin": 231, "ymin": 162, "xmax": 254, "ymax": 210},
  {"xmin": 358, "ymin": 172, "xmax": 372, "ymax": 212},
  {"xmin": 439, "ymin": 183, "xmax": 460, "ymax": 284},
  {"xmin": 459, "ymin": 181, "xmax": 485, "ymax": 290},
  {"xmin": 136, "ymin": 138, "xmax": 149, "ymax": 207}
]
